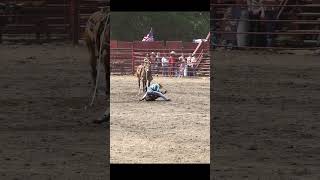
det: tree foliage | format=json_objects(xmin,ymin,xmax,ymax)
[{"xmin": 110, "ymin": 12, "xmax": 209, "ymax": 41}]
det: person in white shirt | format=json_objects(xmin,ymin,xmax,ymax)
[
  {"xmin": 247, "ymin": 0, "xmax": 265, "ymax": 17},
  {"xmin": 149, "ymin": 52, "xmax": 156, "ymax": 74},
  {"xmin": 155, "ymin": 52, "xmax": 161, "ymax": 76},
  {"xmin": 247, "ymin": 0, "xmax": 265, "ymax": 47},
  {"xmin": 191, "ymin": 55, "xmax": 197, "ymax": 76},
  {"xmin": 186, "ymin": 53, "xmax": 192, "ymax": 76},
  {"xmin": 161, "ymin": 56, "xmax": 169, "ymax": 77},
  {"xmin": 178, "ymin": 54, "xmax": 186, "ymax": 77}
]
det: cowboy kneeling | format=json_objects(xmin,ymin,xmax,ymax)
[{"xmin": 139, "ymin": 83, "xmax": 170, "ymax": 101}]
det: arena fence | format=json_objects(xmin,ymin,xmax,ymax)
[
  {"xmin": 210, "ymin": 0, "xmax": 320, "ymax": 50},
  {"xmin": 0, "ymin": 0, "xmax": 108, "ymax": 43},
  {"xmin": 111, "ymin": 40, "xmax": 210, "ymax": 76}
]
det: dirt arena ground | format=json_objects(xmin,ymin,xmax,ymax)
[
  {"xmin": 0, "ymin": 43, "xmax": 109, "ymax": 179},
  {"xmin": 2, "ymin": 41, "xmax": 320, "ymax": 178},
  {"xmin": 110, "ymin": 76, "xmax": 210, "ymax": 163},
  {"xmin": 211, "ymin": 50, "xmax": 320, "ymax": 179}
]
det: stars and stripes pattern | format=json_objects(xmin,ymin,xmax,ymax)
[{"xmin": 142, "ymin": 28, "xmax": 154, "ymax": 42}]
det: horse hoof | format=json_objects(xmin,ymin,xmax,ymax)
[{"xmin": 92, "ymin": 119, "xmax": 108, "ymax": 124}]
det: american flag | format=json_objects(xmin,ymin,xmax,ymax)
[{"xmin": 142, "ymin": 28, "xmax": 154, "ymax": 42}]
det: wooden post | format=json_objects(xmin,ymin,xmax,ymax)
[{"xmin": 70, "ymin": 0, "xmax": 79, "ymax": 45}]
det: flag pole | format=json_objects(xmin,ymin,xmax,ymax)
[{"xmin": 192, "ymin": 32, "xmax": 210, "ymax": 56}]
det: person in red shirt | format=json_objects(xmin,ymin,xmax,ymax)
[{"xmin": 168, "ymin": 51, "xmax": 176, "ymax": 77}]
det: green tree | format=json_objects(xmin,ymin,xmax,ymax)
[{"xmin": 110, "ymin": 12, "xmax": 209, "ymax": 41}]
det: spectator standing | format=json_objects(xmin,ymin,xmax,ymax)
[
  {"xmin": 222, "ymin": 7, "xmax": 234, "ymax": 48},
  {"xmin": 161, "ymin": 55, "xmax": 169, "ymax": 77},
  {"xmin": 175, "ymin": 53, "xmax": 181, "ymax": 77},
  {"xmin": 191, "ymin": 55, "xmax": 197, "ymax": 76},
  {"xmin": 168, "ymin": 51, "xmax": 176, "ymax": 77},
  {"xmin": 237, "ymin": 5, "xmax": 250, "ymax": 47},
  {"xmin": 155, "ymin": 52, "xmax": 162, "ymax": 76},
  {"xmin": 186, "ymin": 53, "xmax": 192, "ymax": 76},
  {"xmin": 178, "ymin": 54, "xmax": 186, "ymax": 77},
  {"xmin": 183, "ymin": 58, "xmax": 188, "ymax": 77},
  {"xmin": 247, "ymin": 0, "xmax": 265, "ymax": 47},
  {"xmin": 150, "ymin": 52, "xmax": 156, "ymax": 73},
  {"xmin": 264, "ymin": 2, "xmax": 277, "ymax": 47},
  {"xmin": 143, "ymin": 53, "xmax": 151, "ymax": 67},
  {"xmin": 223, "ymin": 7, "xmax": 242, "ymax": 49}
]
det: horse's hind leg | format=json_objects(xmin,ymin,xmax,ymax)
[
  {"xmin": 143, "ymin": 79, "xmax": 147, "ymax": 92},
  {"xmin": 103, "ymin": 52, "xmax": 110, "ymax": 97},
  {"xmin": 89, "ymin": 46, "xmax": 97, "ymax": 86},
  {"xmin": 147, "ymin": 79, "xmax": 151, "ymax": 87},
  {"xmin": 138, "ymin": 77, "xmax": 142, "ymax": 95}
]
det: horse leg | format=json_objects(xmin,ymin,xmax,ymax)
[
  {"xmin": 147, "ymin": 77, "xmax": 151, "ymax": 87},
  {"xmin": 146, "ymin": 81, "xmax": 149, "ymax": 92},
  {"xmin": 143, "ymin": 80, "xmax": 145, "ymax": 93},
  {"xmin": 89, "ymin": 47, "xmax": 97, "ymax": 87},
  {"xmin": 103, "ymin": 51, "xmax": 110, "ymax": 97},
  {"xmin": 138, "ymin": 77, "xmax": 141, "ymax": 95},
  {"xmin": 143, "ymin": 78, "xmax": 147, "ymax": 92}
]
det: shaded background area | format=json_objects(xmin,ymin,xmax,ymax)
[
  {"xmin": 210, "ymin": 0, "xmax": 320, "ymax": 49},
  {"xmin": 0, "ymin": 43, "xmax": 109, "ymax": 179},
  {"xmin": 0, "ymin": 0, "xmax": 108, "ymax": 43},
  {"xmin": 211, "ymin": 50, "xmax": 320, "ymax": 179},
  {"xmin": 110, "ymin": 12, "xmax": 209, "ymax": 41}
]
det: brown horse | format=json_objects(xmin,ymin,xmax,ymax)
[
  {"xmin": 136, "ymin": 63, "xmax": 153, "ymax": 95},
  {"xmin": 84, "ymin": 7, "xmax": 110, "ymax": 96}
]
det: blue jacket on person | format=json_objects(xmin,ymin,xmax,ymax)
[{"xmin": 147, "ymin": 83, "xmax": 160, "ymax": 93}]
